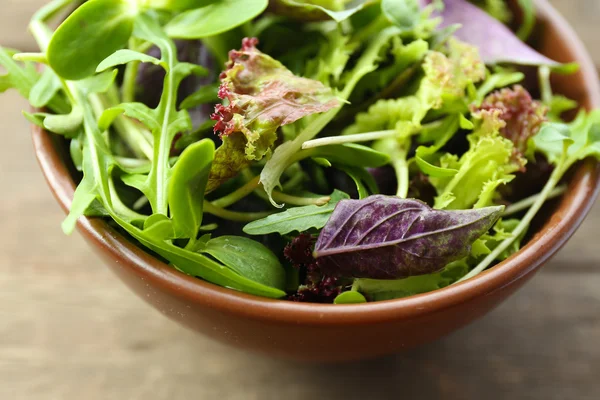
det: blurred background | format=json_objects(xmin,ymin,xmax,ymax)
[{"xmin": 1, "ymin": 1, "xmax": 599, "ymax": 399}]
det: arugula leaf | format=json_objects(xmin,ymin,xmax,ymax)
[
  {"xmin": 29, "ymin": 68, "xmax": 62, "ymax": 108},
  {"xmin": 243, "ymin": 190, "xmax": 349, "ymax": 235}
]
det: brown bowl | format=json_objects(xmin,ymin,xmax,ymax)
[{"xmin": 32, "ymin": 0, "xmax": 600, "ymax": 362}]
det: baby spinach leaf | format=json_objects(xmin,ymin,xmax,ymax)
[
  {"xmin": 243, "ymin": 190, "xmax": 350, "ymax": 235},
  {"xmin": 199, "ymin": 236, "xmax": 286, "ymax": 291},
  {"xmin": 165, "ymin": 0, "xmax": 268, "ymax": 39},
  {"xmin": 334, "ymin": 290, "xmax": 367, "ymax": 304},
  {"xmin": 168, "ymin": 139, "xmax": 214, "ymax": 239},
  {"xmin": 314, "ymin": 196, "xmax": 503, "ymax": 279},
  {"xmin": 47, "ymin": 0, "xmax": 138, "ymax": 80}
]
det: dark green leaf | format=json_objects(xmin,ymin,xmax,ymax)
[
  {"xmin": 168, "ymin": 139, "xmax": 214, "ymax": 238},
  {"xmin": 311, "ymin": 143, "xmax": 390, "ymax": 168},
  {"xmin": 334, "ymin": 165, "xmax": 378, "ymax": 199},
  {"xmin": 516, "ymin": 0, "xmax": 535, "ymax": 40},
  {"xmin": 200, "ymin": 236, "xmax": 286, "ymax": 291},
  {"xmin": 243, "ymin": 190, "xmax": 350, "ymax": 235},
  {"xmin": 47, "ymin": 0, "xmax": 137, "ymax": 80},
  {"xmin": 165, "ymin": 0, "xmax": 268, "ymax": 39}
]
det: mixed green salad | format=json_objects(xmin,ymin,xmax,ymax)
[{"xmin": 3, "ymin": 0, "xmax": 600, "ymax": 303}]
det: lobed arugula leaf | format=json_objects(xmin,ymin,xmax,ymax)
[{"xmin": 243, "ymin": 190, "xmax": 350, "ymax": 235}]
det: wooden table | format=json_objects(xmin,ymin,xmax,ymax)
[{"xmin": 1, "ymin": 1, "xmax": 598, "ymax": 399}]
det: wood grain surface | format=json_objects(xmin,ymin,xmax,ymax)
[{"xmin": 1, "ymin": 1, "xmax": 598, "ymax": 399}]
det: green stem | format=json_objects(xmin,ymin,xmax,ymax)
[
  {"xmin": 502, "ymin": 185, "xmax": 567, "ymax": 217},
  {"xmin": 211, "ymin": 176, "xmax": 261, "ymax": 208},
  {"xmin": 302, "ymin": 130, "xmax": 397, "ymax": 149},
  {"xmin": 272, "ymin": 192, "xmax": 331, "ymax": 207},
  {"xmin": 121, "ymin": 60, "xmax": 140, "ymax": 103},
  {"xmin": 394, "ymin": 157, "xmax": 409, "ymax": 198},
  {"xmin": 203, "ymin": 201, "xmax": 273, "ymax": 222},
  {"xmin": 457, "ymin": 163, "xmax": 568, "ymax": 283}
]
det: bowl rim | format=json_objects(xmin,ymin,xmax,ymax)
[{"xmin": 31, "ymin": 0, "xmax": 600, "ymax": 326}]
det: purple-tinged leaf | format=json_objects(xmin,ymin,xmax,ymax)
[
  {"xmin": 423, "ymin": 0, "xmax": 560, "ymax": 67},
  {"xmin": 314, "ymin": 196, "xmax": 503, "ymax": 279}
]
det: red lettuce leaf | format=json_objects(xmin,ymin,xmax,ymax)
[
  {"xmin": 313, "ymin": 196, "xmax": 503, "ymax": 279},
  {"xmin": 422, "ymin": 0, "xmax": 560, "ymax": 67}
]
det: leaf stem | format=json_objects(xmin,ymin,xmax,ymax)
[
  {"xmin": 272, "ymin": 192, "xmax": 331, "ymax": 207},
  {"xmin": 211, "ymin": 175, "xmax": 261, "ymax": 208},
  {"xmin": 457, "ymin": 163, "xmax": 567, "ymax": 283},
  {"xmin": 502, "ymin": 185, "xmax": 567, "ymax": 217},
  {"xmin": 394, "ymin": 157, "xmax": 410, "ymax": 198},
  {"xmin": 302, "ymin": 130, "xmax": 397, "ymax": 149},
  {"xmin": 121, "ymin": 60, "xmax": 140, "ymax": 103},
  {"xmin": 203, "ymin": 201, "xmax": 273, "ymax": 222}
]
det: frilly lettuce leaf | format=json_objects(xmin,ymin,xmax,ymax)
[
  {"xmin": 345, "ymin": 38, "xmax": 485, "ymax": 135},
  {"xmin": 208, "ymin": 37, "xmax": 339, "ymax": 192},
  {"xmin": 476, "ymin": 85, "xmax": 548, "ymax": 160},
  {"xmin": 431, "ymin": 109, "xmax": 525, "ymax": 209}
]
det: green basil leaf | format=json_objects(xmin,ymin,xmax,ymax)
[
  {"xmin": 243, "ymin": 190, "xmax": 349, "ymax": 235},
  {"xmin": 47, "ymin": 0, "xmax": 137, "ymax": 80},
  {"xmin": 29, "ymin": 68, "xmax": 62, "ymax": 108},
  {"xmin": 381, "ymin": 0, "xmax": 421, "ymax": 30},
  {"xmin": 96, "ymin": 49, "xmax": 164, "ymax": 73},
  {"xmin": 334, "ymin": 291, "xmax": 367, "ymax": 304},
  {"xmin": 168, "ymin": 139, "xmax": 214, "ymax": 238},
  {"xmin": 200, "ymin": 236, "xmax": 286, "ymax": 291},
  {"xmin": 165, "ymin": 0, "xmax": 268, "ymax": 39}
]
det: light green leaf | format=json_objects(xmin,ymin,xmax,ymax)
[
  {"xmin": 29, "ymin": 68, "xmax": 62, "ymax": 108},
  {"xmin": 243, "ymin": 190, "xmax": 349, "ymax": 235},
  {"xmin": 516, "ymin": 0, "xmax": 536, "ymax": 40},
  {"xmin": 100, "ymin": 102, "xmax": 159, "ymax": 132},
  {"xmin": 276, "ymin": 0, "xmax": 371, "ymax": 23},
  {"xmin": 382, "ymin": 0, "xmax": 421, "ymax": 30},
  {"xmin": 334, "ymin": 291, "xmax": 367, "ymax": 304},
  {"xmin": 200, "ymin": 236, "xmax": 286, "ymax": 291},
  {"xmin": 43, "ymin": 106, "xmax": 83, "ymax": 135},
  {"xmin": 78, "ymin": 69, "xmax": 119, "ymax": 95},
  {"xmin": 47, "ymin": 0, "xmax": 138, "ymax": 80},
  {"xmin": 165, "ymin": 0, "xmax": 268, "ymax": 39},
  {"xmin": 96, "ymin": 49, "xmax": 163, "ymax": 72},
  {"xmin": 168, "ymin": 139, "xmax": 214, "ymax": 238},
  {"xmin": 143, "ymin": 214, "xmax": 176, "ymax": 241}
]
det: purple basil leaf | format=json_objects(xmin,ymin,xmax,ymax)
[
  {"xmin": 314, "ymin": 196, "xmax": 503, "ymax": 279},
  {"xmin": 423, "ymin": 0, "xmax": 561, "ymax": 67}
]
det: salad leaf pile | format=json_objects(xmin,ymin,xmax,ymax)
[{"xmin": 2, "ymin": 0, "xmax": 600, "ymax": 303}]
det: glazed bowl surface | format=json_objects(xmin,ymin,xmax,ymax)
[{"xmin": 32, "ymin": 0, "xmax": 600, "ymax": 362}]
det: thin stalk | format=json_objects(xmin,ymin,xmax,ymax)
[
  {"xmin": 302, "ymin": 130, "xmax": 397, "ymax": 149},
  {"xmin": 211, "ymin": 176, "xmax": 261, "ymax": 208},
  {"xmin": 203, "ymin": 201, "xmax": 273, "ymax": 222},
  {"xmin": 121, "ymin": 60, "xmax": 140, "ymax": 103},
  {"xmin": 502, "ymin": 185, "xmax": 567, "ymax": 217},
  {"xmin": 272, "ymin": 192, "xmax": 331, "ymax": 206},
  {"xmin": 394, "ymin": 157, "xmax": 409, "ymax": 198},
  {"xmin": 457, "ymin": 163, "xmax": 567, "ymax": 283}
]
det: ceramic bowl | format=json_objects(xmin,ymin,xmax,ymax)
[{"xmin": 32, "ymin": 0, "xmax": 600, "ymax": 362}]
